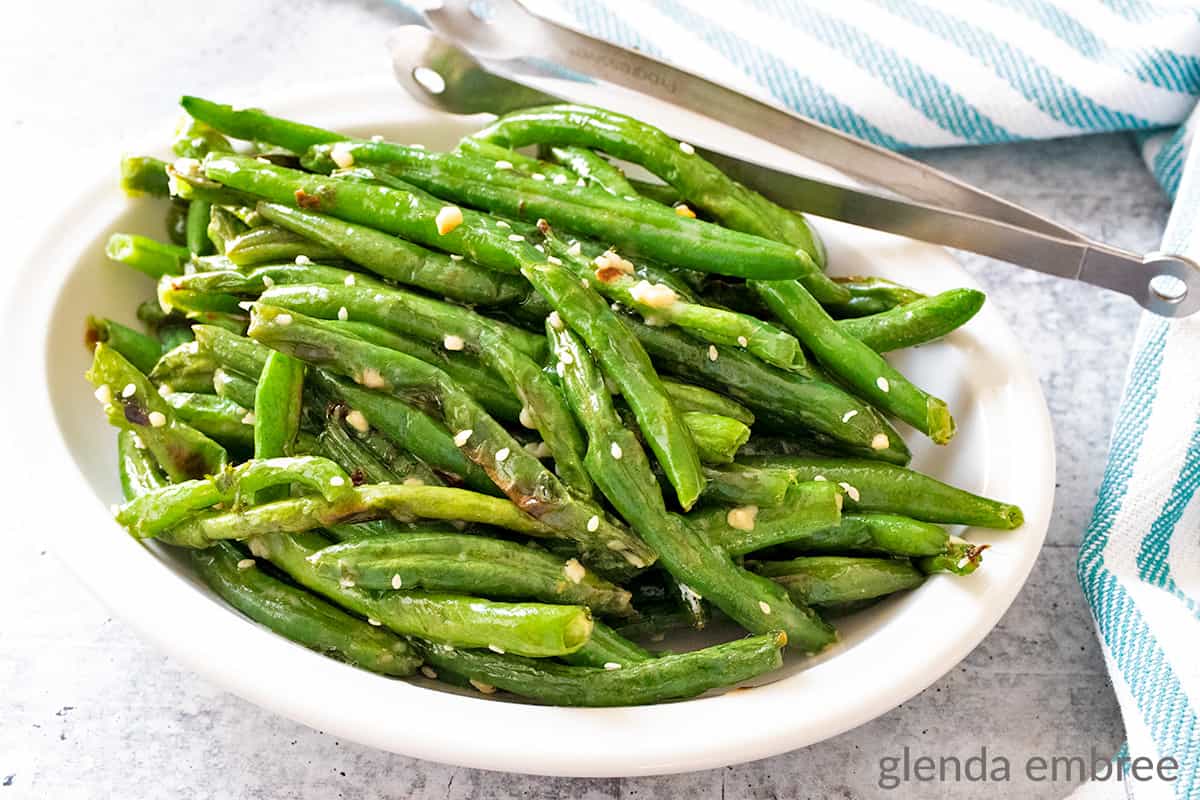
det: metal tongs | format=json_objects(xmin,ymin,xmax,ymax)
[{"xmin": 390, "ymin": 0, "xmax": 1200, "ymax": 318}]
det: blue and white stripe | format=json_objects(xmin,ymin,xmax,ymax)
[{"xmin": 530, "ymin": 0, "xmax": 1200, "ymax": 196}]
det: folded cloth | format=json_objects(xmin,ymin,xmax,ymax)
[{"xmin": 399, "ymin": 2, "xmax": 1200, "ymax": 794}]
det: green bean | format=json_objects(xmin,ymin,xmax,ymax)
[
  {"xmin": 620, "ymin": 312, "xmax": 910, "ymax": 464},
  {"xmin": 547, "ymin": 317, "xmax": 834, "ymax": 651},
  {"xmin": 682, "ymin": 411, "xmax": 750, "ymax": 465},
  {"xmin": 543, "ymin": 236, "xmax": 807, "ymax": 372},
  {"xmin": 304, "ymin": 141, "xmax": 818, "ymax": 281},
  {"xmin": 530, "ymin": 261, "xmax": 704, "ymax": 510},
  {"xmin": 826, "ymin": 276, "xmax": 924, "ymax": 318},
  {"xmin": 661, "ymin": 380, "xmax": 754, "ymax": 426},
  {"xmin": 85, "ymin": 316, "xmax": 161, "ymax": 375},
  {"xmin": 629, "ymin": 179, "xmax": 682, "ymax": 206},
  {"xmin": 312, "ymin": 371, "xmax": 497, "ymax": 495},
  {"xmin": 213, "ymin": 367, "xmax": 259, "ymax": 408},
  {"xmin": 256, "ymin": 202, "xmax": 534, "ymax": 307},
  {"xmin": 161, "ymin": 391, "xmax": 254, "ymax": 448},
  {"xmin": 181, "ymin": 96, "xmax": 344, "ymax": 154},
  {"xmin": 173, "ymin": 115, "xmax": 233, "ymax": 158},
  {"xmin": 471, "ymin": 104, "xmax": 841, "ymax": 299},
  {"xmin": 251, "ymin": 532, "xmax": 593, "ymax": 658},
  {"xmin": 698, "ymin": 463, "xmax": 794, "ymax": 508},
  {"xmin": 783, "ymin": 513, "xmax": 954, "ymax": 557},
  {"xmin": 752, "ymin": 556, "xmax": 925, "ymax": 607},
  {"xmin": 117, "ymin": 455, "xmax": 354, "ymax": 539},
  {"xmin": 753, "ymin": 279, "xmax": 955, "ymax": 444},
  {"xmin": 560, "ymin": 621, "xmax": 652, "ymax": 667},
  {"xmin": 87, "ymin": 344, "xmax": 226, "ymax": 481},
  {"xmin": 258, "ymin": 284, "xmax": 587, "ymax": 493},
  {"xmin": 120, "ymin": 155, "xmax": 170, "ymax": 197},
  {"xmin": 253, "ymin": 352, "xmax": 305, "ymax": 458},
  {"xmin": 223, "ymin": 225, "xmax": 341, "ymax": 266},
  {"xmin": 205, "ymin": 205, "xmax": 247, "ymax": 254},
  {"xmin": 193, "ymin": 324, "xmax": 270, "ymax": 377},
  {"xmin": 166, "ymin": 199, "xmax": 190, "ymax": 246},
  {"xmin": 740, "ymin": 456, "xmax": 1024, "ymax": 529},
  {"xmin": 249, "ymin": 305, "xmax": 652, "ymax": 576},
  {"xmin": 161, "ymin": 482, "xmax": 553, "ymax": 548},
  {"xmin": 317, "ymin": 407, "xmax": 441, "ymax": 488},
  {"xmin": 419, "ymin": 631, "xmax": 784, "ymax": 706},
  {"xmin": 190, "ymin": 542, "xmax": 420, "ymax": 676},
  {"xmin": 117, "ymin": 429, "xmax": 168, "ymax": 500},
  {"xmin": 185, "ymin": 198, "xmax": 214, "ymax": 256},
  {"xmin": 308, "ymin": 533, "xmax": 633, "ymax": 616},
  {"xmin": 545, "ymin": 145, "xmax": 637, "ymax": 197},
  {"xmin": 149, "ymin": 340, "xmax": 216, "ymax": 393},
  {"xmin": 105, "ymin": 233, "xmax": 190, "ymax": 279},
  {"xmin": 838, "ymin": 289, "xmax": 985, "ymax": 353},
  {"xmin": 456, "ymin": 138, "xmax": 578, "ymax": 183},
  {"xmin": 690, "ymin": 481, "xmax": 843, "ymax": 556}
]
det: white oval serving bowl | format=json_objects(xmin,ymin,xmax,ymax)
[{"xmin": 4, "ymin": 79, "xmax": 1053, "ymax": 777}]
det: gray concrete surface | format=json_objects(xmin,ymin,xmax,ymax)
[{"xmin": 0, "ymin": 2, "xmax": 1168, "ymax": 798}]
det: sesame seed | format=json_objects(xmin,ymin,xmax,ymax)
[
  {"xmin": 443, "ymin": 334, "xmax": 465, "ymax": 351},
  {"xmin": 368, "ymin": 618, "xmax": 381, "ymax": 626},
  {"xmin": 496, "ymin": 220, "xmax": 510, "ymax": 228},
  {"xmin": 737, "ymin": 336, "xmax": 748, "ymax": 347},
  {"xmin": 391, "ymin": 574, "xmax": 404, "ymax": 589},
  {"xmin": 548, "ymin": 311, "xmax": 563, "ymax": 330},
  {"xmin": 508, "ymin": 234, "xmax": 525, "ymax": 242},
  {"xmin": 345, "ymin": 409, "xmax": 369, "ymax": 432},
  {"xmin": 495, "ymin": 447, "xmax": 510, "ymax": 462},
  {"xmin": 839, "ymin": 482, "xmax": 861, "ymax": 502},
  {"xmin": 453, "ymin": 430, "xmax": 473, "ymax": 446},
  {"xmin": 610, "ymin": 442, "xmax": 623, "ymax": 460},
  {"xmin": 813, "ymin": 474, "xmax": 827, "ymax": 482},
  {"xmin": 469, "ymin": 679, "xmax": 497, "ymax": 694},
  {"xmin": 241, "ymin": 412, "xmax": 256, "ymax": 425},
  {"xmin": 532, "ymin": 173, "xmax": 546, "ymax": 182},
  {"xmin": 563, "ymin": 558, "xmax": 586, "ymax": 583},
  {"xmin": 759, "ymin": 601, "xmax": 771, "ymax": 615},
  {"xmin": 603, "ymin": 662, "xmax": 622, "ymax": 670},
  {"xmin": 148, "ymin": 411, "xmax": 167, "ymax": 428},
  {"xmin": 420, "ymin": 665, "xmax": 437, "ymax": 679},
  {"xmin": 679, "ymin": 141, "xmax": 695, "ymax": 154},
  {"xmin": 262, "ymin": 275, "xmax": 275, "ymax": 288},
  {"xmin": 237, "ymin": 558, "xmax": 256, "ymax": 571},
  {"xmin": 329, "ymin": 475, "xmax": 346, "ymax": 487},
  {"xmin": 580, "ymin": 278, "xmax": 590, "ymax": 288},
  {"xmin": 360, "ymin": 368, "xmax": 385, "ymax": 388},
  {"xmin": 295, "ymin": 254, "xmax": 313, "ymax": 265},
  {"xmin": 533, "ymin": 244, "xmax": 544, "ymax": 253},
  {"xmin": 337, "ymin": 306, "xmax": 349, "ymax": 321},
  {"xmin": 450, "ymin": 254, "xmax": 464, "ymax": 261},
  {"xmin": 435, "ymin": 206, "xmax": 463, "ymax": 235},
  {"xmin": 494, "ymin": 160, "xmax": 513, "ymax": 170},
  {"xmin": 842, "ymin": 410, "xmax": 859, "ymax": 423},
  {"xmin": 876, "ymin": 376, "xmax": 890, "ymax": 393},
  {"xmin": 871, "ymin": 433, "xmax": 890, "ymax": 450},
  {"xmin": 93, "ymin": 385, "xmax": 112, "ymax": 405},
  {"xmin": 339, "ymin": 577, "xmax": 356, "ymax": 588},
  {"xmin": 552, "ymin": 174, "xmax": 568, "ymax": 184},
  {"xmin": 518, "ymin": 407, "xmax": 536, "ymax": 429},
  {"xmin": 275, "ymin": 313, "xmax": 293, "ymax": 326},
  {"xmin": 402, "ymin": 476, "xmax": 425, "ymax": 486},
  {"xmin": 119, "ymin": 382, "xmax": 137, "ymax": 398},
  {"xmin": 576, "ymin": 177, "xmax": 586, "ymax": 186},
  {"xmin": 158, "ymin": 383, "xmax": 173, "ymax": 397},
  {"xmin": 488, "ymin": 644, "xmax": 506, "ymax": 654},
  {"xmin": 586, "ymin": 515, "xmax": 600, "ymax": 532},
  {"xmin": 708, "ymin": 345, "xmax": 719, "ymax": 361},
  {"xmin": 344, "ymin": 274, "xmax": 356, "ymax": 286},
  {"xmin": 726, "ymin": 505, "xmax": 758, "ymax": 531}
]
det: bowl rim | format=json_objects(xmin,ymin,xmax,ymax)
[{"xmin": 3, "ymin": 78, "xmax": 1055, "ymax": 777}]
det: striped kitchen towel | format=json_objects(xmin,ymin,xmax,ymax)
[{"xmin": 397, "ymin": 1, "xmax": 1200, "ymax": 795}]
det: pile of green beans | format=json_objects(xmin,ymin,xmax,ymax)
[{"xmin": 84, "ymin": 95, "xmax": 1020, "ymax": 706}]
